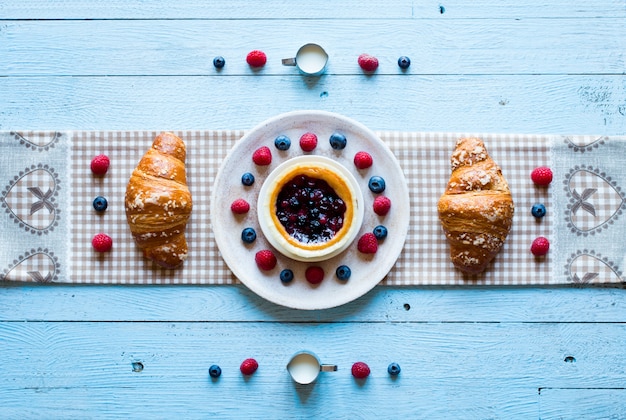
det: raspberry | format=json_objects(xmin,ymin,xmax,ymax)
[
  {"xmin": 255, "ymin": 249, "xmax": 277, "ymax": 271},
  {"xmin": 92, "ymin": 233, "xmax": 113, "ymax": 252},
  {"xmin": 358, "ymin": 54, "xmax": 379, "ymax": 72},
  {"xmin": 240, "ymin": 358, "xmax": 258, "ymax": 375},
  {"xmin": 305, "ymin": 266, "xmax": 324, "ymax": 285},
  {"xmin": 246, "ymin": 50, "xmax": 267, "ymax": 68},
  {"xmin": 531, "ymin": 166, "xmax": 553, "ymax": 186},
  {"xmin": 354, "ymin": 151, "xmax": 373, "ymax": 169},
  {"xmin": 531, "ymin": 237, "xmax": 550, "ymax": 256},
  {"xmin": 351, "ymin": 362, "xmax": 370, "ymax": 379},
  {"xmin": 299, "ymin": 132, "xmax": 318, "ymax": 152},
  {"xmin": 90, "ymin": 154, "xmax": 110, "ymax": 176},
  {"xmin": 357, "ymin": 233, "xmax": 378, "ymax": 254},
  {"xmin": 230, "ymin": 198, "xmax": 250, "ymax": 214},
  {"xmin": 373, "ymin": 196, "xmax": 391, "ymax": 216},
  {"xmin": 252, "ymin": 146, "xmax": 272, "ymax": 166}
]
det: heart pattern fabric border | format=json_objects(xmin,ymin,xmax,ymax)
[{"xmin": 0, "ymin": 130, "xmax": 624, "ymax": 286}]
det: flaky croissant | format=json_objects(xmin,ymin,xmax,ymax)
[
  {"xmin": 437, "ymin": 137, "xmax": 514, "ymax": 274},
  {"xmin": 125, "ymin": 132, "xmax": 193, "ymax": 268}
]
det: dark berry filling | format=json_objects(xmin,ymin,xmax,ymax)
[{"xmin": 275, "ymin": 174, "xmax": 346, "ymax": 244}]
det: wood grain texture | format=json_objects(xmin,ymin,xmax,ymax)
[
  {"xmin": 1, "ymin": 284, "xmax": 626, "ymax": 323},
  {"xmin": 1, "ymin": 321, "xmax": 625, "ymax": 419},
  {"xmin": 1, "ymin": 0, "xmax": 625, "ymax": 19},
  {"xmin": 1, "ymin": 75, "xmax": 624, "ymax": 133},
  {"xmin": 1, "ymin": 0, "xmax": 626, "ymax": 418},
  {"xmin": 1, "ymin": 19, "xmax": 624, "ymax": 76}
]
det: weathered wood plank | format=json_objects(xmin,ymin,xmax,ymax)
[
  {"xmin": 539, "ymin": 388, "xmax": 626, "ymax": 419},
  {"xmin": 1, "ymin": 284, "xmax": 625, "ymax": 323},
  {"xmin": 1, "ymin": 0, "xmax": 624, "ymax": 19},
  {"xmin": 1, "ymin": 19, "xmax": 624, "ymax": 76},
  {"xmin": 1, "ymin": 75, "xmax": 623, "ymax": 134},
  {"xmin": 1, "ymin": 321, "xmax": 625, "ymax": 418}
]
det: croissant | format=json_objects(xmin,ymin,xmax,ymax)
[
  {"xmin": 437, "ymin": 137, "xmax": 514, "ymax": 274},
  {"xmin": 124, "ymin": 132, "xmax": 193, "ymax": 268}
]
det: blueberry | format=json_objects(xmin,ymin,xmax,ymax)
[
  {"xmin": 274, "ymin": 135, "xmax": 291, "ymax": 151},
  {"xmin": 241, "ymin": 227, "xmax": 257, "ymax": 243},
  {"xmin": 209, "ymin": 365, "xmax": 222, "ymax": 378},
  {"xmin": 368, "ymin": 176, "xmax": 386, "ymax": 193},
  {"xmin": 213, "ymin": 56, "xmax": 225, "ymax": 69},
  {"xmin": 280, "ymin": 269, "xmax": 294, "ymax": 283},
  {"xmin": 373, "ymin": 225, "xmax": 388, "ymax": 240},
  {"xmin": 241, "ymin": 172, "xmax": 255, "ymax": 186},
  {"xmin": 336, "ymin": 265, "xmax": 351, "ymax": 281},
  {"xmin": 397, "ymin": 56, "xmax": 411, "ymax": 69},
  {"xmin": 387, "ymin": 362, "xmax": 401, "ymax": 376},
  {"xmin": 531, "ymin": 203, "xmax": 546, "ymax": 218},
  {"xmin": 329, "ymin": 132, "xmax": 347, "ymax": 150},
  {"xmin": 93, "ymin": 196, "xmax": 108, "ymax": 212}
]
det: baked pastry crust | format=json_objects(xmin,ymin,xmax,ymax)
[
  {"xmin": 124, "ymin": 132, "xmax": 193, "ymax": 268},
  {"xmin": 437, "ymin": 137, "xmax": 514, "ymax": 274}
]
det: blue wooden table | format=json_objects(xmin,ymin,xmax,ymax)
[{"xmin": 1, "ymin": 1, "xmax": 625, "ymax": 418}]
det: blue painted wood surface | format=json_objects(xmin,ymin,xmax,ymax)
[{"xmin": 1, "ymin": 1, "xmax": 625, "ymax": 418}]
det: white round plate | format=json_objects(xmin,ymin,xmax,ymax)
[{"xmin": 210, "ymin": 110, "xmax": 409, "ymax": 310}]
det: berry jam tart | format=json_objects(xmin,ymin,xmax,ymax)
[{"xmin": 258, "ymin": 156, "xmax": 364, "ymax": 262}]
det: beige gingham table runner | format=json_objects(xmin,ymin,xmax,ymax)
[{"xmin": 1, "ymin": 131, "xmax": 624, "ymax": 286}]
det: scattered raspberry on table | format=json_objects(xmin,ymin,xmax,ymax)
[
  {"xmin": 90, "ymin": 154, "xmax": 110, "ymax": 176},
  {"xmin": 358, "ymin": 54, "xmax": 379, "ymax": 72},
  {"xmin": 530, "ymin": 237, "xmax": 550, "ymax": 256},
  {"xmin": 246, "ymin": 50, "xmax": 267, "ymax": 68},
  {"xmin": 530, "ymin": 166, "xmax": 553, "ymax": 186},
  {"xmin": 240, "ymin": 358, "xmax": 259, "ymax": 375},
  {"xmin": 92, "ymin": 233, "xmax": 113, "ymax": 252},
  {"xmin": 351, "ymin": 361, "xmax": 371, "ymax": 379}
]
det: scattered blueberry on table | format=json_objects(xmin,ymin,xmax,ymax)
[
  {"xmin": 209, "ymin": 365, "xmax": 222, "ymax": 378},
  {"xmin": 213, "ymin": 56, "xmax": 225, "ymax": 69},
  {"xmin": 93, "ymin": 196, "xmax": 108, "ymax": 212},
  {"xmin": 531, "ymin": 203, "xmax": 546, "ymax": 218},
  {"xmin": 387, "ymin": 362, "xmax": 401, "ymax": 375},
  {"xmin": 397, "ymin": 56, "xmax": 411, "ymax": 69}
]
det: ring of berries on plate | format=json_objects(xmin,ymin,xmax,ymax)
[{"xmin": 228, "ymin": 129, "xmax": 393, "ymax": 288}]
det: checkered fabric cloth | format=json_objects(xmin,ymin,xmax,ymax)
[{"xmin": 1, "ymin": 130, "xmax": 624, "ymax": 286}]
